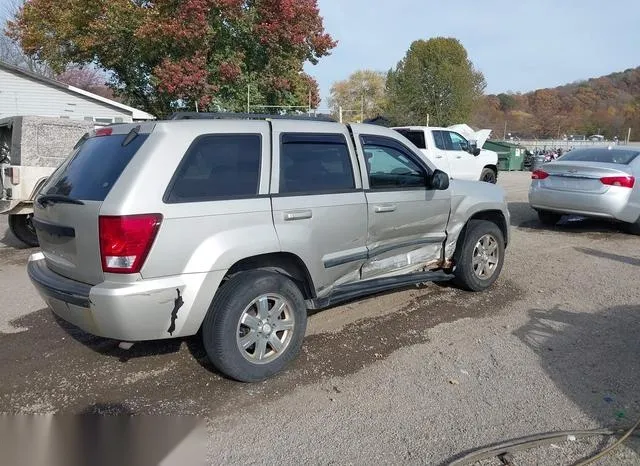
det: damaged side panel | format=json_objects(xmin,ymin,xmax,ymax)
[{"xmin": 360, "ymin": 243, "xmax": 444, "ymax": 280}]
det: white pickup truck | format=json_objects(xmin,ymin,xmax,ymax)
[{"xmin": 392, "ymin": 124, "xmax": 499, "ymax": 183}]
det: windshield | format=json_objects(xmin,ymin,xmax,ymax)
[
  {"xmin": 394, "ymin": 129, "xmax": 426, "ymax": 149},
  {"xmin": 559, "ymin": 148, "xmax": 639, "ymax": 165},
  {"xmin": 42, "ymin": 133, "xmax": 148, "ymax": 201}
]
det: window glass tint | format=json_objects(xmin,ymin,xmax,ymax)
[
  {"xmin": 166, "ymin": 134, "xmax": 261, "ymax": 202},
  {"xmin": 448, "ymin": 132, "xmax": 469, "ymax": 151},
  {"xmin": 394, "ymin": 129, "xmax": 426, "ymax": 149},
  {"xmin": 43, "ymin": 133, "xmax": 148, "ymax": 201},
  {"xmin": 559, "ymin": 148, "xmax": 639, "ymax": 165},
  {"xmin": 279, "ymin": 134, "xmax": 355, "ymax": 194},
  {"xmin": 433, "ymin": 131, "xmax": 447, "ymax": 150},
  {"xmin": 363, "ymin": 144, "xmax": 425, "ymax": 189}
]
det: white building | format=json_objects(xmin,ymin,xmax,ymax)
[{"xmin": 0, "ymin": 61, "xmax": 155, "ymax": 123}]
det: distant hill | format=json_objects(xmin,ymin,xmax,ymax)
[{"xmin": 472, "ymin": 67, "xmax": 640, "ymax": 140}]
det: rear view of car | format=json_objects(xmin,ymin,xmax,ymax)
[{"xmin": 528, "ymin": 147, "xmax": 640, "ymax": 233}]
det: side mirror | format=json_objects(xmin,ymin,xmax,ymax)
[
  {"xmin": 468, "ymin": 141, "xmax": 481, "ymax": 156},
  {"xmin": 429, "ymin": 169, "xmax": 450, "ymax": 191}
]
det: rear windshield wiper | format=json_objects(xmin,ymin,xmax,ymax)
[
  {"xmin": 37, "ymin": 194, "xmax": 85, "ymax": 207},
  {"xmin": 121, "ymin": 125, "xmax": 141, "ymax": 147}
]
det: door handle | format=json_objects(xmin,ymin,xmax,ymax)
[
  {"xmin": 456, "ymin": 156, "xmax": 462, "ymax": 159},
  {"xmin": 283, "ymin": 210, "xmax": 312, "ymax": 221},
  {"xmin": 435, "ymin": 155, "xmax": 444, "ymax": 159},
  {"xmin": 374, "ymin": 204, "xmax": 397, "ymax": 213}
]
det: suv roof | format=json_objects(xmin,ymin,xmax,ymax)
[{"xmin": 168, "ymin": 112, "xmax": 337, "ymax": 122}]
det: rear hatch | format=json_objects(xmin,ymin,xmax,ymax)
[
  {"xmin": 33, "ymin": 126, "xmax": 151, "ymax": 285},
  {"xmin": 540, "ymin": 161, "xmax": 634, "ymax": 194}
]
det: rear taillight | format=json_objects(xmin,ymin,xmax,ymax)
[
  {"xmin": 600, "ymin": 176, "xmax": 635, "ymax": 189},
  {"xmin": 99, "ymin": 214, "xmax": 162, "ymax": 274},
  {"xmin": 531, "ymin": 169, "xmax": 549, "ymax": 180}
]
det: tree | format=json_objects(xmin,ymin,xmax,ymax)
[
  {"xmin": 56, "ymin": 66, "xmax": 117, "ymax": 100},
  {"xmin": 0, "ymin": 0, "xmax": 52, "ymax": 76},
  {"xmin": 385, "ymin": 37, "xmax": 486, "ymax": 126},
  {"xmin": 7, "ymin": 0, "xmax": 336, "ymax": 116},
  {"xmin": 328, "ymin": 70, "xmax": 386, "ymax": 122}
]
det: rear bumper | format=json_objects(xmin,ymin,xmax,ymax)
[
  {"xmin": 27, "ymin": 253, "xmax": 224, "ymax": 341},
  {"xmin": 528, "ymin": 184, "xmax": 639, "ymax": 223}
]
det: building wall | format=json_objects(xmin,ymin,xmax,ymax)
[{"xmin": 0, "ymin": 67, "xmax": 133, "ymax": 123}]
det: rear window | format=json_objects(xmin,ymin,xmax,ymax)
[
  {"xmin": 165, "ymin": 134, "xmax": 261, "ymax": 203},
  {"xmin": 42, "ymin": 133, "xmax": 148, "ymax": 201},
  {"xmin": 394, "ymin": 129, "xmax": 426, "ymax": 149},
  {"xmin": 559, "ymin": 148, "xmax": 640, "ymax": 165}
]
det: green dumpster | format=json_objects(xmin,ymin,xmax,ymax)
[{"xmin": 484, "ymin": 141, "xmax": 524, "ymax": 171}]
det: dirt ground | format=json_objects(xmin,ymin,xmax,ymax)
[{"xmin": 1, "ymin": 171, "xmax": 639, "ymax": 465}]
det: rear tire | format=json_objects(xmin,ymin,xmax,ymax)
[
  {"xmin": 8, "ymin": 214, "xmax": 39, "ymax": 247},
  {"xmin": 480, "ymin": 167, "xmax": 497, "ymax": 184},
  {"xmin": 625, "ymin": 217, "xmax": 640, "ymax": 235},
  {"xmin": 202, "ymin": 270, "xmax": 307, "ymax": 382},
  {"xmin": 537, "ymin": 210, "xmax": 563, "ymax": 226},
  {"xmin": 453, "ymin": 220, "xmax": 505, "ymax": 292}
]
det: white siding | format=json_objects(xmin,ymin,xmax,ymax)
[{"xmin": 0, "ymin": 67, "xmax": 133, "ymax": 122}]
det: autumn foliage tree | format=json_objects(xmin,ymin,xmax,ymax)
[
  {"xmin": 7, "ymin": 0, "xmax": 336, "ymax": 115},
  {"xmin": 328, "ymin": 70, "xmax": 387, "ymax": 122},
  {"xmin": 472, "ymin": 67, "xmax": 640, "ymax": 140}
]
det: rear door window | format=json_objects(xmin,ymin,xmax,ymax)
[
  {"xmin": 42, "ymin": 133, "xmax": 148, "ymax": 201},
  {"xmin": 279, "ymin": 133, "xmax": 355, "ymax": 194},
  {"xmin": 433, "ymin": 131, "xmax": 448, "ymax": 150},
  {"xmin": 165, "ymin": 134, "xmax": 261, "ymax": 203}
]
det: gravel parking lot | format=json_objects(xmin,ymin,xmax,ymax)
[{"xmin": 1, "ymin": 171, "xmax": 639, "ymax": 464}]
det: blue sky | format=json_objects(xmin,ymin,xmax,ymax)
[{"xmin": 307, "ymin": 0, "xmax": 640, "ymax": 108}]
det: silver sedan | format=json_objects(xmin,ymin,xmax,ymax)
[{"xmin": 528, "ymin": 147, "xmax": 640, "ymax": 233}]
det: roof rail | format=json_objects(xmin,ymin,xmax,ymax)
[{"xmin": 167, "ymin": 112, "xmax": 336, "ymax": 122}]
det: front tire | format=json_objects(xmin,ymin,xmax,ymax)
[
  {"xmin": 537, "ymin": 210, "xmax": 563, "ymax": 226},
  {"xmin": 202, "ymin": 270, "xmax": 307, "ymax": 382},
  {"xmin": 453, "ymin": 220, "xmax": 505, "ymax": 292},
  {"xmin": 480, "ymin": 167, "xmax": 497, "ymax": 184},
  {"xmin": 8, "ymin": 214, "xmax": 39, "ymax": 247}
]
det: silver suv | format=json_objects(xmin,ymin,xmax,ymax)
[{"xmin": 27, "ymin": 113, "xmax": 510, "ymax": 382}]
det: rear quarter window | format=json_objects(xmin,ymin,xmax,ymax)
[
  {"xmin": 394, "ymin": 129, "xmax": 426, "ymax": 149},
  {"xmin": 42, "ymin": 133, "xmax": 148, "ymax": 201},
  {"xmin": 164, "ymin": 134, "xmax": 261, "ymax": 203}
]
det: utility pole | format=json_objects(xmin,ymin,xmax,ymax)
[
  {"xmin": 503, "ymin": 121, "xmax": 507, "ymax": 140},
  {"xmin": 339, "ymin": 106, "xmax": 343, "ymax": 123},
  {"xmin": 426, "ymin": 114, "xmax": 430, "ymax": 127},
  {"xmin": 627, "ymin": 127, "xmax": 631, "ymax": 144},
  {"xmin": 361, "ymin": 93, "xmax": 365, "ymax": 123},
  {"xmin": 195, "ymin": 101, "xmax": 199, "ymax": 113},
  {"xmin": 308, "ymin": 90, "xmax": 312, "ymax": 114},
  {"xmin": 247, "ymin": 84, "xmax": 250, "ymax": 113}
]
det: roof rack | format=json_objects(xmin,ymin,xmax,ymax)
[{"xmin": 168, "ymin": 112, "xmax": 336, "ymax": 122}]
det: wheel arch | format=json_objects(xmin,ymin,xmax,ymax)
[
  {"xmin": 452, "ymin": 210, "xmax": 509, "ymax": 266},
  {"xmin": 225, "ymin": 252, "xmax": 316, "ymax": 300}
]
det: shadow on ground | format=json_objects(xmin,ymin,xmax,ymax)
[
  {"xmin": 575, "ymin": 247, "xmax": 640, "ymax": 267},
  {"xmin": 514, "ymin": 305, "xmax": 640, "ymax": 455},
  {"xmin": 0, "ymin": 225, "xmax": 31, "ymax": 250},
  {"xmin": 0, "ymin": 279, "xmax": 522, "ymax": 416},
  {"xmin": 508, "ymin": 201, "xmax": 631, "ymax": 236}
]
